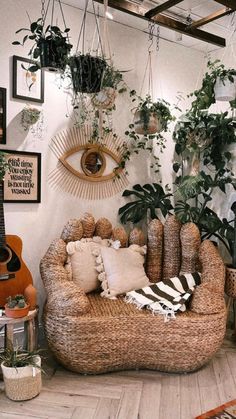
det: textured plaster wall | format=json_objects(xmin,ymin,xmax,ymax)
[{"xmin": 0, "ymin": 0, "xmax": 205, "ymax": 309}]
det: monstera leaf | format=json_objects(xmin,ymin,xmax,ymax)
[{"xmin": 118, "ymin": 183, "xmax": 173, "ymax": 224}]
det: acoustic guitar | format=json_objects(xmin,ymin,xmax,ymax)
[{"xmin": 0, "ymin": 181, "xmax": 32, "ymax": 307}]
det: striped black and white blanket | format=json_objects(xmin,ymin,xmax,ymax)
[{"xmin": 125, "ymin": 272, "xmax": 201, "ymax": 321}]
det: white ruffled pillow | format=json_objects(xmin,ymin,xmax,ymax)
[
  {"xmin": 97, "ymin": 245, "xmax": 150, "ymax": 299},
  {"xmin": 66, "ymin": 237, "xmax": 112, "ymax": 293}
]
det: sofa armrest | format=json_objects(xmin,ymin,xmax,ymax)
[
  {"xmin": 40, "ymin": 239, "xmax": 90, "ymax": 315},
  {"xmin": 190, "ymin": 240, "xmax": 226, "ymax": 315}
]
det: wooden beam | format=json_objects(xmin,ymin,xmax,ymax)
[
  {"xmin": 94, "ymin": 0, "xmax": 226, "ymax": 47},
  {"xmin": 190, "ymin": 7, "xmax": 233, "ymax": 28},
  {"xmin": 145, "ymin": 0, "xmax": 183, "ymax": 19},
  {"xmin": 214, "ymin": 0, "xmax": 236, "ymax": 10}
]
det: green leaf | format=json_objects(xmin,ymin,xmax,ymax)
[{"xmin": 12, "ymin": 41, "xmax": 21, "ymax": 45}]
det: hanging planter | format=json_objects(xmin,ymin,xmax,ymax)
[
  {"xmin": 12, "ymin": 0, "xmax": 73, "ymax": 72},
  {"xmin": 21, "ymin": 106, "xmax": 41, "ymax": 131},
  {"xmin": 69, "ymin": 54, "xmax": 106, "ymax": 94},
  {"xmin": 69, "ymin": 0, "xmax": 107, "ymax": 95},
  {"xmin": 214, "ymin": 76, "xmax": 236, "ymax": 102},
  {"xmin": 91, "ymin": 65, "xmax": 126, "ymax": 109},
  {"xmin": 132, "ymin": 95, "xmax": 172, "ymax": 135}
]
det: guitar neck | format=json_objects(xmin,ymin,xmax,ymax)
[{"xmin": 0, "ymin": 182, "xmax": 6, "ymax": 247}]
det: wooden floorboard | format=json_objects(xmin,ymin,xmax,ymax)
[{"xmin": 0, "ymin": 335, "xmax": 236, "ymax": 419}]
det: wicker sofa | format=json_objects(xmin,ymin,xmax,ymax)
[{"xmin": 40, "ymin": 214, "xmax": 226, "ymax": 374}]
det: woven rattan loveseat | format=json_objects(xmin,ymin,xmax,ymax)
[{"xmin": 40, "ymin": 214, "xmax": 226, "ymax": 374}]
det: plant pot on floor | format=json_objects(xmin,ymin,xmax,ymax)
[
  {"xmin": 1, "ymin": 356, "xmax": 42, "ymax": 401},
  {"xmin": 133, "ymin": 110, "xmax": 162, "ymax": 135},
  {"xmin": 214, "ymin": 77, "xmax": 236, "ymax": 102},
  {"xmin": 225, "ymin": 265, "xmax": 236, "ymax": 298},
  {"xmin": 69, "ymin": 54, "xmax": 107, "ymax": 94}
]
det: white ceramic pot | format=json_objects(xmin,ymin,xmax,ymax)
[
  {"xmin": 1, "ymin": 355, "xmax": 42, "ymax": 401},
  {"xmin": 214, "ymin": 76, "xmax": 236, "ymax": 102},
  {"xmin": 133, "ymin": 110, "xmax": 162, "ymax": 135}
]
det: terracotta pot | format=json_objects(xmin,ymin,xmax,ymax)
[
  {"xmin": 24, "ymin": 284, "xmax": 37, "ymax": 310},
  {"xmin": 133, "ymin": 110, "xmax": 162, "ymax": 135},
  {"xmin": 225, "ymin": 265, "xmax": 236, "ymax": 298},
  {"xmin": 5, "ymin": 304, "xmax": 30, "ymax": 319}
]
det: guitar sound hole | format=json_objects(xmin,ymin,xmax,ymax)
[{"xmin": 0, "ymin": 246, "xmax": 12, "ymax": 263}]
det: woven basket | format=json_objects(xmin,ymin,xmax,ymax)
[
  {"xmin": 162, "ymin": 215, "xmax": 181, "ymax": 280},
  {"xmin": 81, "ymin": 213, "xmax": 95, "ymax": 238},
  {"xmin": 95, "ymin": 218, "xmax": 112, "ymax": 239},
  {"xmin": 180, "ymin": 223, "xmax": 201, "ymax": 274},
  {"xmin": 225, "ymin": 266, "xmax": 236, "ymax": 298},
  {"xmin": 1, "ymin": 356, "xmax": 42, "ymax": 401},
  {"xmin": 129, "ymin": 228, "xmax": 145, "ymax": 246},
  {"xmin": 146, "ymin": 219, "xmax": 163, "ymax": 283},
  {"xmin": 112, "ymin": 227, "xmax": 128, "ymax": 248},
  {"xmin": 61, "ymin": 219, "xmax": 83, "ymax": 243}
]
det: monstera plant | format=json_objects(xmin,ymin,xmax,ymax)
[{"xmin": 118, "ymin": 183, "xmax": 173, "ymax": 224}]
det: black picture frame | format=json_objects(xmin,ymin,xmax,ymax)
[
  {"xmin": 0, "ymin": 88, "xmax": 6, "ymax": 144},
  {"xmin": 12, "ymin": 55, "xmax": 44, "ymax": 103},
  {"xmin": 1, "ymin": 150, "xmax": 41, "ymax": 203}
]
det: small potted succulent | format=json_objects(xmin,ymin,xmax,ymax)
[
  {"xmin": 132, "ymin": 94, "xmax": 173, "ymax": 135},
  {"xmin": 5, "ymin": 294, "xmax": 30, "ymax": 318},
  {"xmin": 13, "ymin": 19, "xmax": 73, "ymax": 72},
  {"xmin": 0, "ymin": 343, "xmax": 42, "ymax": 401},
  {"xmin": 21, "ymin": 106, "xmax": 41, "ymax": 131}
]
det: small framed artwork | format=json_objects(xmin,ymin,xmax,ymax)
[
  {"xmin": 0, "ymin": 88, "xmax": 6, "ymax": 144},
  {"xmin": 1, "ymin": 150, "xmax": 41, "ymax": 203},
  {"xmin": 12, "ymin": 55, "xmax": 44, "ymax": 103}
]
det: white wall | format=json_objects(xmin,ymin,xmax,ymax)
[{"xmin": 0, "ymin": 0, "xmax": 205, "ymax": 309}]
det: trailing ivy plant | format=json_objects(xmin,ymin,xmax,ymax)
[
  {"xmin": 118, "ymin": 183, "xmax": 173, "ymax": 224},
  {"xmin": 121, "ymin": 92, "xmax": 174, "ymax": 175}
]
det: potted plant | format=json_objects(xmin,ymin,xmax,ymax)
[
  {"xmin": 13, "ymin": 19, "xmax": 73, "ymax": 72},
  {"xmin": 21, "ymin": 106, "xmax": 41, "ymax": 131},
  {"xmin": 132, "ymin": 94, "xmax": 173, "ymax": 135},
  {"xmin": 69, "ymin": 54, "xmax": 107, "ymax": 94},
  {"xmin": 5, "ymin": 294, "xmax": 30, "ymax": 318},
  {"xmin": 0, "ymin": 343, "xmax": 42, "ymax": 401},
  {"xmin": 91, "ymin": 64, "xmax": 126, "ymax": 110},
  {"xmin": 118, "ymin": 183, "xmax": 173, "ymax": 224},
  {"xmin": 220, "ymin": 202, "xmax": 236, "ymax": 298},
  {"xmin": 189, "ymin": 60, "xmax": 236, "ymax": 111}
]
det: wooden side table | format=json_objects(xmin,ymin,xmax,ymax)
[{"xmin": 0, "ymin": 308, "xmax": 39, "ymax": 351}]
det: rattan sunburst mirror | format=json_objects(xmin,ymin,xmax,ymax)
[{"xmin": 48, "ymin": 125, "xmax": 128, "ymax": 199}]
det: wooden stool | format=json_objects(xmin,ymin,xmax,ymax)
[{"xmin": 0, "ymin": 308, "xmax": 39, "ymax": 351}]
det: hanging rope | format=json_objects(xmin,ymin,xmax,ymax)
[
  {"xmin": 103, "ymin": 0, "xmax": 112, "ymax": 61},
  {"xmin": 76, "ymin": 0, "xmax": 89, "ymax": 53}
]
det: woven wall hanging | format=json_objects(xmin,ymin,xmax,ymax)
[{"xmin": 48, "ymin": 126, "xmax": 128, "ymax": 199}]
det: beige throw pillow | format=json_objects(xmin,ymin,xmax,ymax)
[
  {"xmin": 98, "ymin": 245, "xmax": 150, "ymax": 298},
  {"xmin": 66, "ymin": 237, "xmax": 109, "ymax": 293}
]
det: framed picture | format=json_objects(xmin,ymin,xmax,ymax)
[
  {"xmin": 1, "ymin": 150, "xmax": 41, "ymax": 203},
  {"xmin": 0, "ymin": 88, "xmax": 6, "ymax": 144},
  {"xmin": 12, "ymin": 55, "xmax": 44, "ymax": 103}
]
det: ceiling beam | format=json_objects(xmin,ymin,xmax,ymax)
[
  {"xmin": 145, "ymin": 0, "xmax": 183, "ymax": 19},
  {"xmin": 94, "ymin": 0, "xmax": 226, "ymax": 47},
  {"xmin": 214, "ymin": 0, "xmax": 236, "ymax": 10},
  {"xmin": 190, "ymin": 7, "xmax": 233, "ymax": 28}
]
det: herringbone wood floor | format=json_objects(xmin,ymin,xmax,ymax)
[{"xmin": 0, "ymin": 331, "xmax": 236, "ymax": 419}]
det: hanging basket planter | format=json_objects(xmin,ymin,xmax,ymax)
[
  {"xmin": 91, "ymin": 87, "xmax": 117, "ymax": 109},
  {"xmin": 214, "ymin": 76, "xmax": 236, "ymax": 102},
  {"xmin": 133, "ymin": 110, "xmax": 163, "ymax": 135},
  {"xmin": 69, "ymin": 54, "xmax": 107, "ymax": 94},
  {"xmin": 39, "ymin": 38, "xmax": 69, "ymax": 72}
]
